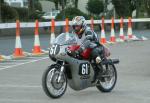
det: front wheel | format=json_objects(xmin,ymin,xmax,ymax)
[
  {"xmin": 96, "ymin": 64, "xmax": 117, "ymax": 92},
  {"xmin": 42, "ymin": 64, "xmax": 67, "ymax": 98}
]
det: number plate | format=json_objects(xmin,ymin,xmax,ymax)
[
  {"xmin": 49, "ymin": 44, "xmax": 60, "ymax": 56},
  {"xmin": 79, "ymin": 63, "xmax": 90, "ymax": 76}
]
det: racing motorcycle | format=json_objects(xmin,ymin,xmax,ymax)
[{"xmin": 42, "ymin": 33, "xmax": 119, "ymax": 98}]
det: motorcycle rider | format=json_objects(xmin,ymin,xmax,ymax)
[{"xmin": 67, "ymin": 16, "xmax": 110, "ymax": 80}]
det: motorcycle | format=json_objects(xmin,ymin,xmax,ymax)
[{"xmin": 42, "ymin": 33, "xmax": 119, "ymax": 98}]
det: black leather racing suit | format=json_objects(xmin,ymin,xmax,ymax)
[
  {"xmin": 73, "ymin": 26, "xmax": 107, "ymax": 82},
  {"xmin": 74, "ymin": 26, "xmax": 105, "ymax": 61}
]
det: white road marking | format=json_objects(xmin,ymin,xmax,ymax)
[
  {"xmin": 0, "ymin": 84, "xmax": 41, "ymax": 88},
  {"xmin": 0, "ymin": 62, "xmax": 20, "ymax": 64},
  {"xmin": 25, "ymin": 56, "xmax": 46, "ymax": 59},
  {"xmin": 5, "ymin": 59, "xmax": 35, "ymax": 62},
  {"xmin": 0, "ymin": 62, "xmax": 21, "ymax": 65},
  {"xmin": 0, "ymin": 99, "xmax": 44, "ymax": 102},
  {"xmin": 0, "ymin": 67, "xmax": 5, "ymax": 69},
  {"xmin": 0, "ymin": 66, "xmax": 10, "ymax": 67},
  {"xmin": 0, "ymin": 57, "xmax": 49, "ymax": 71}
]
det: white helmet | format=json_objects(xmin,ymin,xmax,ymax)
[{"xmin": 72, "ymin": 16, "xmax": 87, "ymax": 35}]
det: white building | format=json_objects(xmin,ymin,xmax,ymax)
[{"xmin": 4, "ymin": 0, "xmax": 28, "ymax": 8}]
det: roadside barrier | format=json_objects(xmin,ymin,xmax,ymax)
[
  {"xmin": 119, "ymin": 17, "xmax": 125, "ymax": 41},
  {"xmin": 91, "ymin": 17, "xmax": 94, "ymax": 30},
  {"xmin": 32, "ymin": 20, "xmax": 43, "ymax": 55},
  {"xmin": 65, "ymin": 18, "xmax": 69, "ymax": 40},
  {"xmin": 141, "ymin": 36, "xmax": 148, "ymax": 41},
  {"xmin": 110, "ymin": 17, "xmax": 116, "ymax": 43},
  {"xmin": 127, "ymin": 17, "xmax": 143, "ymax": 41},
  {"xmin": 1, "ymin": 18, "xmax": 150, "ymax": 28},
  {"xmin": 13, "ymin": 20, "xmax": 25, "ymax": 58},
  {"xmin": 0, "ymin": 55, "xmax": 4, "ymax": 61},
  {"xmin": 0, "ymin": 17, "xmax": 149, "ymax": 61},
  {"xmin": 50, "ymin": 19, "xmax": 55, "ymax": 44},
  {"xmin": 100, "ymin": 17, "xmax": 107, "ymax": 44},
  {"xmin": 127, "ymin": 17, "xmax": 133, "ymax": 39}
]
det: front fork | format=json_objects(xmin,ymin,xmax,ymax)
[{"xmin": 57, "ymin": 61, "xmax": 65, "ymax": 83}]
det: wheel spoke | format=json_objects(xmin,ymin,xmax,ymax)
[
  {"xmin": 43, "ymin": 66, "xmax": 67, "ymax": 98},
  {"xmin": 98, "ymin": 64, "xmax": 117, "ymax": 90}
]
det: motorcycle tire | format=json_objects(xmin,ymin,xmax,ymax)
[
  {"xmin": 96, "ymin": 64, "xmax": 117, "ymax": 92},
  {"xmin": 42, "ymin": 64, "xmax": 67, "ymax": 98}
]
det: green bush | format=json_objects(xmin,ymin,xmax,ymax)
[
  {"xmin": 14, "ymin": 7, "xmax": 29, "ymax": 21},
  {"xmin": 56, "ymin": 7, "xmax": 90, "ymax": 20},
  {"xmin": 87, "ymin": 0, "xmax": 104, "ymax": 15},
  {"xmin": 1, "ymin": 4, "xmax": 18, "ymax": 22},
  {"xmin": 34, "ymin": 1, "xmax": 42, "ymax": 11},
  {"xmin": 28, "ymin": 10, "xmax": 43, "ymax": 20}
]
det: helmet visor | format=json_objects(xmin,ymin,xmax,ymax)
[{"xmin": 72, "ymin": 25, "xmax": 82, "ymax": 33}]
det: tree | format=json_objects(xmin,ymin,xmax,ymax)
[
  {"xmin": 49, "ymin": 0, "xmax": 59, "ymax": 10},
  {"xmin": 34, "ymin": 1, "xmax": 42, "ymax": 11},
  {"xmin": 1, "ymin": 4, "xmax": 18, "ymax": 22},
  {"xmin": 46, "ymin": 0, "xmax": 78, "ymax": 10},
  {"xmin": 112, "ymin": 0, "xmax": 136, "ymax": 18},
  {"xmin": 27, "ymin": 0, "xmax": 42, "ymax": 20},
  {"xmin": 28, "ymin": 0, "xmax": 42, "ymax": 11},
  {"xmin": 56, "ymin": 7, "xmax": 89, "ymax": 20},
  {"xmin": 28, "ymin": 0, "xmax": 34, "ymax": 10},
  {"xmin": 0, "ymin": 0, "xmax": 4, "ymax": 3},
  {"xmin": 145, "ymin": 0, "xmax": 150, "ymax": 17},
  {"xmin": 144, "ymin": 0, "xmax": 150, "ymax": 28},
  {"xmin": 0, "ymin": 0, "xmax": 19, "ymax": 22},
  {"xmin": 47, "ymin": 0, "xmax": 67, "ymax": 10},
  {"xmin": 86, "ymin": 0, "xmax": 104, "ymax": 16},
  {"xmin": 75, "ymin": 0, "xmax": 78, "ymax": 8},
  {"xmin": 0, "ymin": 0, "xmax": 5, "ymax": 22}
]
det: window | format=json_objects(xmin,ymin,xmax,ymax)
[{"xmin": 11, "ymin": 2, "xmax": 21, "ymax": 7}]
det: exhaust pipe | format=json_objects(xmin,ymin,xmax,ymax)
[{"xmin": 102, "ymin": 59, "xmax": 119, "ymax": 65}]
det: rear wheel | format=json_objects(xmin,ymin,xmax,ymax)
[
  {"xmin": 42, "ymin": 64, "xmax": 67, "ymax": 98},
  {"xmin": 96, "ymin": 64, "xmax": 117, "ymax": 92}
]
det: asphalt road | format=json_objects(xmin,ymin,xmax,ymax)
[{"xmin": 0, "ymin": 40, "xmax": 150, "ymax": 103}]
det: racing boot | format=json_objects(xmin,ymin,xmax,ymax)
[
  {"xmin": 91, "ymin": 56, "xmax": 106, "ymax": 83},
  {"xmin": 95, "ymin": 56, "xmax": 107, "ymax": 79}
]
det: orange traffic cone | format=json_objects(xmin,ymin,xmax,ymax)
[
  {"xmin": 100, "ymin": 17, "xmax": 106, "ymax": 44},
  {"xmin": 119, "ymin": 17, "xmax": 125, "ymax": 41},
  {"xmin": 32, "ymin": 20, "xmax": 43, "ymax": 55},
  {"xmin": 127, "ymin": 17, "xmax": 133, "ymax": 39},
  {"xmin": 50, "ymin": 19, "xmax": 55, "ymax": 44},
  {"xmin": 13, "ymin": 20, "xmax": 25, "ymax": 58},
  {"xmin": 110, "ymin": 17, "xmax": 116, "ymax": 43},
  {"xmin": 91, "ymin": 17, "xmax": 94, "ymax": 30},
  {"xmin": 65, "ymin": 18, "xmax": 69, "ymax": 40},
  {"xmin": 0, "ymin": 55, "xmax": 4, "ymax": 61}
]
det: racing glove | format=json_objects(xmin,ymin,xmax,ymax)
[{"xmin": 66, "ymin": 48, "xmax": 81, "ymax": 59}]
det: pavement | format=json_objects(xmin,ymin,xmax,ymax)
[{"xmin": 0, "ymin": 40, "xmax": 150, "ymax": 103}]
